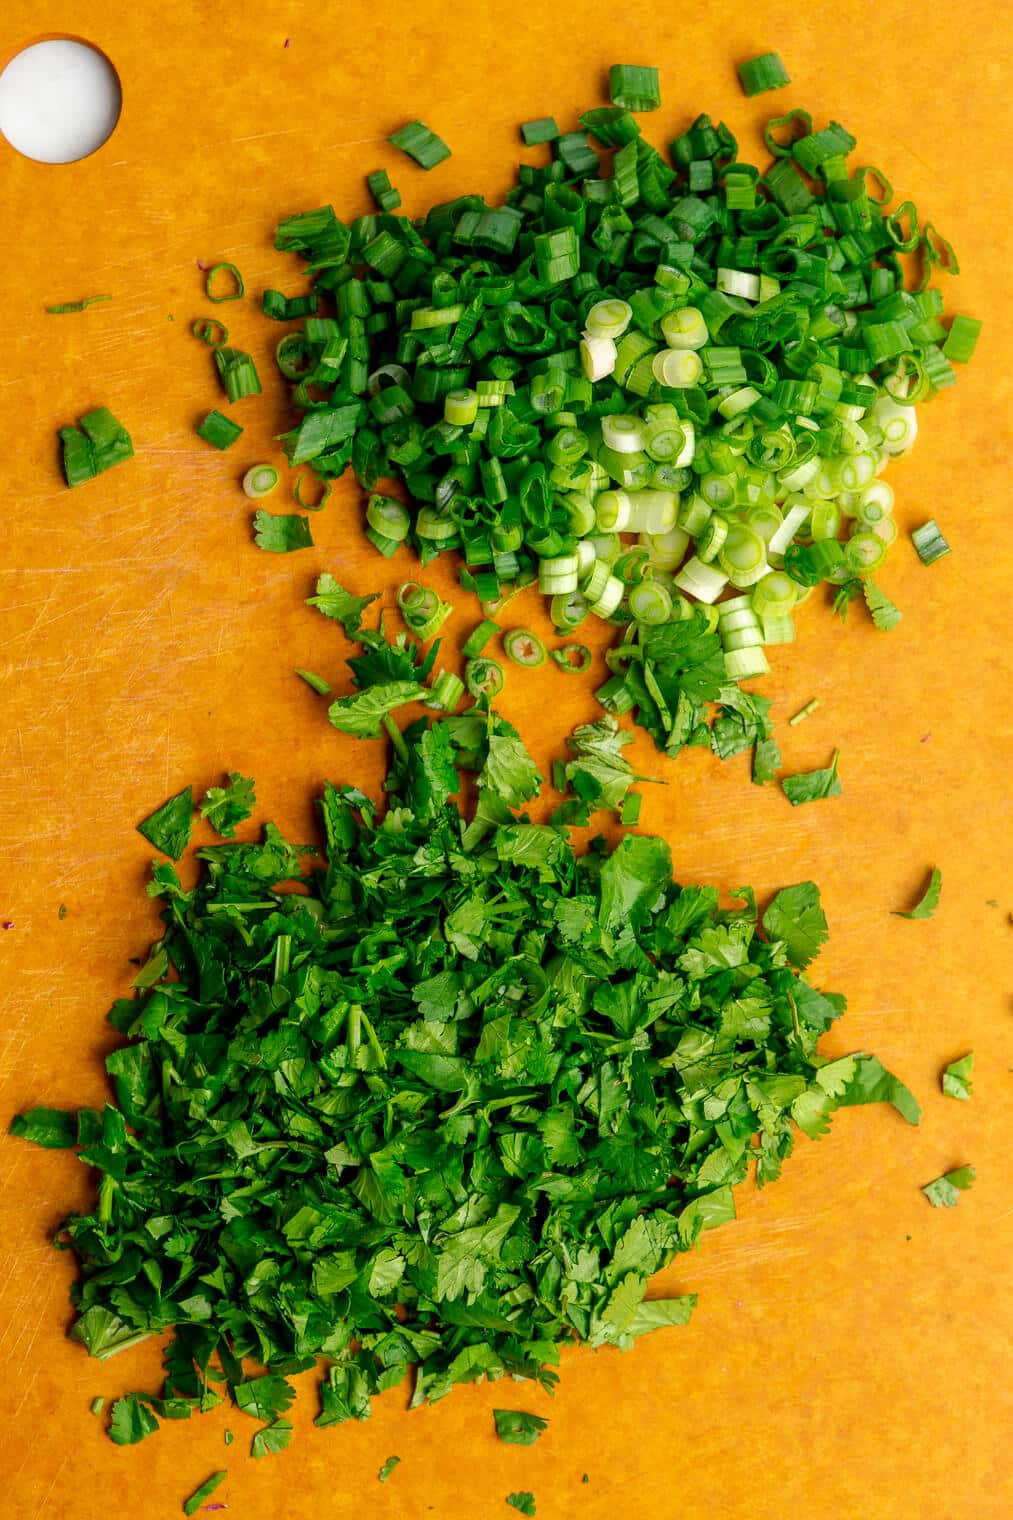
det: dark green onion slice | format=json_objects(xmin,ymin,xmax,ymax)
[
  {"xmin": 205, "ymin": 262, "xmax": 245, "ymax": 303},
  {"xmin": 192, "ymin": 317, "xmax": 228, "ymax": 347},
  {"xmin": 293, "ymin": 469, "xmax": 332, "ymax": 511},
  {"xmin": 388, "ymin": 119, "xmax": 451, "ymax": 169},
  {"xmin": 45, "ymin": 294, "xmax": 111, "ymax": 314},
  {"xmin": 196, "ymin": 409, "xmax": 243, "ymax": 450},
  {"xmin": 738, "ymin": 53, "xmax": 791, "ymax": 96},
  {"xmin": 550, "ymin": 643, "xmax": 592, "ymax": 673}
]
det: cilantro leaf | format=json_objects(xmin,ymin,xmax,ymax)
[
  {"xmin": 8, "ymin": 1106, "xmax": 76, "ymax": 1148},
  {"xmin": 137, "ymin": 786, "xmax": 193, "ymax": 858},
  {"xmin": 327, "ymin": 681, "xmax": 427, "ymax": 738},
  {"xmin": 506, "ymin": 1493, "xmax": 537, "ymax": 1516},
  {"xmin": 306, "ymin": 573, "xmax": 381, "ymax": 638},
  {"xmin": 922, "ymin": 1165, "xmax": 975, "ymax": 1207},
  {"xmin": 252, "ymin": 510, "xmax": 314, "ymax": 552},
  {"xmin": 108, "ymin": 1394, "xmax": 159, "ymax": 1445},
  {"xmin": 752, "ymin": 734, "xmax": 782, "ymax": 785},
  {"xmin": 562, "ymin": 716, "xmax": 646, "ymax": 817},
  {"xmin": 942, "ymin": 1052, "xmax": 974, "ymax": 1101},
  {"xmin": 598, "ymin": 834, "xmax": 672, "ymax": 934},
  {"xmin": 493, "ymin": 1409, "xmax": 548, "ymax": 1446},
  {"xmin": 378, "ymin": 1456, "xmax": 401, "ymax": 1482},
  {"xmin": 183, "ymin": 1471, "xmax": 227, "ymax": 1515},
  {"xmin": 837, "ymin": 1053, "xmax": 921, "ymax": 1125},
  {"xmin": 199, "ymin": 772, "xmax": 256, "ymax": 838},
  {"xmin": 781, "ymin": 750, "xmax": 841, "ymax": 807},
  {"xmin": 479, "ymin": 722, "xmax": 542, "ymax": 809},
  {"xmin": 233, "ymin": 1375, "xmax": 296, "ymax": 1422},
  {"xmin": 863, "ymin": 579, "xmax": 902, "ymax": 630},
  {"xmin": 624, "ymin": 1294, "xmax": 697, "ymax": 1339},
  {"xmin": 762, "ymin": 882, "xmax": 829, "ymax": 969},
  {"xmin": 251, "ymin": 1419, "xmax": 294, "ymax": 1458},
  {"xmin": 893, "ymin": 866, "xmax": 941, "ymax": 920}
]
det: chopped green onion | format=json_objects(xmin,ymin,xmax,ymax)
[
  {"xmin": 789, "ymin": 699, "xmax": 821, "ymax": 726},
  {"xmin": 366, "ymin": 493, "xmax": 410, "ymax": 540},
  {"xmin": 205, "ymin": 262, "xmax": 245, "ymax": 303},
  {"xmin": 464, "ymin": 657, "xmax": 504, "ymax": 699},
  {"xmin": 388, "ymin": 119, "xmax": 451, "ymax": 169},
  {"xmin": 398, "ymin": 582, "xmax": 452, "ymax": 640},
  {"xmin": 366, "ymin": 168, "xmax": 402, "ymax": 212},
  {"xmin": 45, "ymin": 294, "xmax": 111, "ymax": 314},
  {"xmin": 503, "ymin": 628, "xmax": 547, "ymax": 667},
  {"xmin": 295, "ymin": 668, "xmax": 331, "ymax": 695},
  {"xmin": 427, "ymin": 670, "xmax": 465, "ymax": 712},
  {"xmin": 912, "ymin": 520, "xmax": 950, "ymax": 565},
  {"xmin": 58, "ymin": 407, "xmax": 134, "ymax": 487},
  {"xmin": 550, "ymin": 643, "xmax": 592, "ymax": 674},
  {"xmin": 262, "ymin": 288, "xmax": 318, "ymax": 321},
  {"xmin": 242, "ymin": 463, "xmax": 280, "ymax": 499},
  {"xmin": 737, "ymin": 52, "xmax": 791, "ymax": 96},
  {"xmin": 521, "ymin": 117, "xmax": 560, "ymax": 146},
  {"xmin": 609, "ymin": 65, "xmax": 661, "ymax": 112},
  {"xmin": 628, "ymin": 579, "xmax": 673, "ymax": 625},
  {"xmin": 942, "ymin": 315, "xmax": 982, "ymax": 364},
  {"xmin": 214, "ymin": 346, "xmax": 262, "ymax": 403},
  {"xmin": 293, "ymin": 470, "xmax": 332, "ymax": 511},
  {"xmin": 196, "ymin": 409, "xmax": 243, "ymax": 450},
  {"xmin": 192, "ymin": 317, "xmax": 228, "ymax": 346},
  {"xmin": 462, "ymin": 619, "xmax": 499, "ymax": 658}
]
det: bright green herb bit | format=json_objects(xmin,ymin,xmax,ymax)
[
  {"xmin": 609, "ymin": 65, "xmax": 661, "ymax": 111},
  {"xmin": 253, "ymin": 510, "xmax": 314, "ymax": 552},
  {"xmin": 494, "ymin": 1409, "xmax": 549, "ymax": 1446},
  {"xmin": 942, "ymin": 1052, "xmax": 974, "ymax": 1101},
  {"xmin": 200, "ymin": 773, "xmax": 256, "ymax": 838},
  {"xmin": 90, "ymin": 1396, "xmax": 106, "ymax": 1416},
  {"xmin": 58, "ymin": 407, "xmax": 134, "ymax": 487},
  {"xmin": 251, "ymin": 1419, "xmax": 293, "ymax": 1459},
  {"xmin": 215, "ymin": 345, "xmax": 262, "ymax": 403},
  {"xmin": 789, "ymin": 700, "xmax": 820, "ymax": 727},
  {"xmin": 922, "ymin": 1166, "xmax": 975, "ymax": 1208},
  {"xmin": 378, "ymin": 1456, "xmax": 401, "ymax": 1482},
  {"xmin": 521, "ymin": 117, "xmax": 560, "ymax": 146},
  {"xmin": 183, "ymin": 1471, "xmax": 227, "ymax": 1516},
  {"xmin": 295, "ymin": 668, "xmax": 332, "ymax": 695},
  {"xmin": 737, "ymin": 52, "xmax": 791, "ymax": 96},
  {"xmin": 762, "ymin": 882, "xmax": 828, "ymax": 970},
  {"xmin": 46, "ymin": 294, "xmax": 112, "ymax": 313},
  {"xmin": 506, "ymin": 1494, "xmax": 537, "ymax": 1517},
  {"xmin": 8, "ymin": 1106, "xmax": 77, "ymax": 1149},
  {"xmin": 893, "ymin": 866, "xmax": 941, "ymax": 920},
  {"xmin": 781, "ymin": 750, "xmax": 841, "ymax": 807},
  {"xmin": 205, "ymin": 262, "xmax": 244, "ymax": 302},
  {"xmin": 224, "ymin": 1429, "xmax": 234, "ymax": 1447},
  {"xmin": 58, "ymin": 902, "xmax": 68, "ymax": 919},
  {"xmin": 137, "ymin": 786, "xmax": 193, "ymax": 859},
  {"xmin": 196, "ymin": 409, "xmax": 243, "ymax": 450},
  {"xmin": 108, "ymin": 1394, "xmax": 160, "ymax": 1445},
  {"xmin": 388, "ymin": 119, "xmax": 451, "ymax": 169},
  {"xmin": 752, "ymin": 734, "xmax": 782, "ymax": 785}
]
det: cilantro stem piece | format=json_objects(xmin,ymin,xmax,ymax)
[
  {"xmin": 183, "ymin": 1472, "xmax": 226, "ymax": 1516},
  {"xmin": 205, "ymin": 262, "xmax": 244, "ymax": 302},
  {"xmin": 242, "ymin": 464, "xmax": 280, "ymax": 499},
  {"xmin": 90, "ymin": 1396, "xmax": 106, "ymax": 1415},
  {"xmin": 893, "ymin": 866, "xmax": 941, "ymax": 920},
  {"xmin": 788, "ymin": 699, "xmax": 820, "ymax": 725},
  {"xmin": 377, "ymin": 1456, "xmax": 401, "ymax": 1482},
  {"xmin": 46, "ymin": 294, "xmax": 111, "ymax": 313},
  {"xmin": 737, "ymin": 52, "xmax": 791, "ymax": 95},
  {"xmin": 295, "ymin": 668, "xmax": 331, "ymax": 695}
]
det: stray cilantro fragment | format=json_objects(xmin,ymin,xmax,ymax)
[
  {"xmin": 378, "ymin": 1456, "xmax": 401, "ymax": 1482},
  {"xmin": 553, "ymin": 716, "xmax": 650, "ymax": 824},
  {"xmin": 494, "ymin": 1409, "xmax": 549, "ymax": 1446},
  {"xmin": 224, "ymin": 1430, "xmax": 234, "ymax": 1447},
  {"xmin": 942, "ymin": 1053, "xmax": 974, "ymax": 1101},
  {"xmin": 922, "ymin": 1166, "xmax": 975, "ymax": 1208},
  {"xmin": 893, "ymin": 867, "xmax": 941, "ymax": 920},
  {"xmin": 59, "ymin": 902, "xmax": 68, "ymax": 919},
  {"xmin": 9, "ymin": 619, "xmax": 922, "ymax": 1460},
  {"xmin": 251, "ymin": 1419, "xmax": 293, "ymax": 1459},
  {"xmin": 781, "ymin": 750, "xmax": 841, "ymax": 807},
  {"xmin": 752, "ymin": 734, "xmax": 781, "ymax": 786},
  {"xmin": 252, "ymin": 510, "xmax": 314, "ymax": 552},
  {"xmin": 295, "ymin": 668, "xmax": 331, "ymax": 695},
  {"xmin": 200, "ymin": 773, "xmax": 257, "ymax": 838},
  {"xmin": 306, "ymin": 574, "xmax": 380, "ymax": 639},
  {"xmin": 137, "ymin": 786, "xmax": 194, "ymax": 859},
  {"xmin": 506, "ymin": 1494, "xmax": 537, "ymax": 1517},
  {"xmin": 8, "ymin": 1106, "xmax": 76, "ymax": 1149},
  {"xmin": 183, "ymin": 1471, "xmax": 227, "ymax": 1516},
  {"xmin": 90, "ymin": 1396, "xmax": 106, "ymax": 1416}
]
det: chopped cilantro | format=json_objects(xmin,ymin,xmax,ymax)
[
  {"xmin": 893, "ymin": 866, "xmax": 941, "ymax": 919},
  {"xmin": 922, "ymin": 1166, "xmax": 975, "ymax": 1208},
  {"xmin": 378, "ymin": 1455, "xmax": 401, "ymax": 1482},
  {"xmin": 494, "ymin": 1409, "xmax": 548, "ymax": 1446},
  {"xmin": 108, "ymin": 1394, "xmax": 160, "ymax": 1445},
  {"xmin": 506, "ymin": 1494, "xmax": 537, "ymax": 1516},
  {"xmin": 251, "ymin": 1419, "xmax": 293, "ymax": 1458},
  {"xmin": 252, "ymin": 510, "xmax": 314, "ymax": 552},
  {"xmin": 137, "ymin": 786, "xmax": 194, "ymax": 858},
  {"xmin": 762, "ymin": 883, "xmax": 829, "ymax": 969},
  {"xmin": 781, "ymin": 750, "xmax": 842, "ymax": 807},
  {"xmin": 306, "ymin": 573, "xmax": 381, "ymax": 638},
  {"xmin": 200, "ymin": 773, "xmax": 256, "ymax": 838},
  {"xmin": 942, "ymin": 1052, "xmax": 974, "ymax": 1101},
  {"xmin": 8, "ymin": 1106, "xmax": 76, "ymax": 1149}
]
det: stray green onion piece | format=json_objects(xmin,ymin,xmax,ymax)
[
  {"xmin": 464, "ymin": 657, "xmax": 504, "ymax": 699},
  {"xmin": 521, "ymin": 117, "xmax": 560, "ymax": 146},
  {"xmin": 45, "ymin": 294, "xmax": 111, "ymax": 314},
  {"xmin": 738, "ymin": 52, "xmax": 791, "ymax": 96},
  {"xmin": 609, "ymin": 64, "xmax": 661, "ymax": 112},
  {"xmin": 58, "ymin": 407, "xmax": 134, "ymax": 488},
  {"xmin": 462, "ymin": 618, "xmax": 500, "ymax": 659},
  {"xmin": 366, "ymin": 168, "xmax": 402, "ymax": 213},
  {"xmin": 196, "ymin": 409, "xmax": 243, "ymax": 450},
  {"xmin": 551, "ymin": 643, "xmax": 592, "ymax": 674},
  {"xmin": 503, "ymin": 628, "xmax": 547, "ymax": 667},
  {"xmin": 293, "ymin": 469, "xmax": 333, "ymax": 511},
  {"xmin": 789, "ymin": 699, "xmax": 820, "ymax": 726},
  {"xmin": 942, "ymin": 315, "xmax": 982, "ymax": 364},
  {"xmin": 215, "ymin": 346, "xmax": 262, "ymax": 403},
  {"xmin": 912, "ymin": 520, "xmax": 950, "ymax": 565},
  {"xmin": 90, "ymin": 1396, "xmax": 106, "ymax": 1416},
  {"xmin": 183, "ymin": 1471, "xmax": 227, "ymax": 1517},
  {"xmin": 192, "ymin": 317, "xmax": 228, "ymax": 347},
  {"xmin": 242, "ymin": 463, "xmax": 280, "ymax": 499},
  {"xmin": 262, "ymin": 288, "xmax": 318, "ymax": 321},
  {"xmin": 295, "ymin": 668, "xmax": 332, "ymax": 696},
  {"xmin": 388, "ymin": 119, "xmax": 451, "ymax": 169},
  {"xmin": 205, "ymin": 262, "xmax": 245, "ymax": 303}
]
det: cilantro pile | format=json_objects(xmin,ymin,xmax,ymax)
[{"xmin": 10, "ymin": 629, "xmax": 920, "ymax": 1454}]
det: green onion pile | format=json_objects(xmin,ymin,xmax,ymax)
[
  {"xmin": 10, "ymin": 617, "xmax": 920, "ymax": 1456},
  {"xmin": 232, "ymin": 67, "xmax": 980, "ymax": 754}
]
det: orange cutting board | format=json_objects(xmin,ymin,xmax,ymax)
[{"xmin": 1, "ymin": 4, "xmax": 1010, "ymax": 1517}]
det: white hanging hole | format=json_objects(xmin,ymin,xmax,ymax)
[{"xmin": 0, "ymin": 38, "xmax": 121, "ymax": 164}]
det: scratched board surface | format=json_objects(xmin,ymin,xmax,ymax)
[{"xmin": 1, "ymin": 3, "xmax": 1011, "ymax": 1517}]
